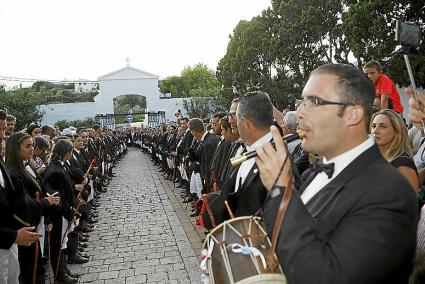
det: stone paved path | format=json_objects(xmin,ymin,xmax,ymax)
[{"xmin": 69, "ymin": 148, "xmax": 199, "ymax": 283}]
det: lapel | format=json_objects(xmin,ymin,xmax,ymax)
[
  {"xmin": 0, "ymin": 157, "xmax": 14, "ymax": 192},
  {"xmin": 240, "ymin": 163, "xmax": 259, "ymax": 193},
  {"xmin": 304, "ymin": 144, "xmax": 381, "ymax": 218}
]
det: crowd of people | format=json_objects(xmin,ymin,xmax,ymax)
[
  {"xmin": 3, "ymin": 59, "xmax": 425, "ymax": 283},
  {"xmin": 0, "ymin": 115, "xmax": 128, "ymax": 283},
  {"xmin": 132, "ymin": 61, "xmax": 425, "ymax": 283}
]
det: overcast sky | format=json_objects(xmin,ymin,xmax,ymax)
[{"xmin": 0, "ymin": 0, "xmax": 270, "ymax": 86}]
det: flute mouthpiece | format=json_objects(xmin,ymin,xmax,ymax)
[
  {"xmin": 296, "ymin": 130, "xmax": 307, "ymax": 139},
  {"xmin": 230, "ymin": 155, "xmax": 247, "ymax": 166}
]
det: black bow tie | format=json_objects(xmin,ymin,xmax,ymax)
[{"xmin": 315, "ymin": 160, "xmax": 335, "ymax": 179}]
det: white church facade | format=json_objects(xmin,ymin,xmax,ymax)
[{"xmin": 40, "ymin": 64, "xmax": 186, "ymax": 126}]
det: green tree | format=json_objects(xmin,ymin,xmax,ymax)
[
  {"xmin": 217, "ymin": 0, "xmax": 425, "ymax": 110},
  {"xmin": 0, "ymin": 88, "xmax": 45, "ymax": 131},
  {"xmin": 342, "ymin": 0, "xmax": 425, "ymax": 86},
  {"xmin": 159, "ymin": 64, "xmax": 220, "ymax": 98},
  {"xmin": 217, "ymin": 15, "xmax": 276, "ymax": 97},
  {"xmin": 54, "ymin": 117, "xmax": 97, "ymax": 130}
]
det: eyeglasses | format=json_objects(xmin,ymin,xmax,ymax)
[
  {"xmin": 296, "ymin": 96, "xmax": 354, "ymax": 111},
  {"xmin": 228, "ymin": 112, "xmax": 236, "ymax": 118}
]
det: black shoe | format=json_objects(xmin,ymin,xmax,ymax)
[
  {"xmin": 78, "ymin": 241, "xmax": 88, "ymax": 248},
  {"xmin": 78, "ymin": 234, "xmax": 89, "ymax": 242},
  {"xmin": 190, "ymin": 211, "xmax": 197, "ymax": 217},
  {"xmin": 66, "ymin": 270, "xmax": 80, "ymax": 279},
  {"xmin": 67, "ymin": 253, "xmax": 89, "ymax": 264},
  {"xmin": 90, "ymin": 212, "xmax": 99, "ymax": 218},
  {"xmin": 76, "ymin": 251, "xmax": 90, "ymax": 259},
  {"xmin": 56, "ymin": 272, "xmax": 78, "ymax": 283},
  {"xmin": 64, "ymin": 262, "xmax": 80, "ymax": 278},
  {"xmin": 86, "ymin": 216, "xmax": 98, "ymax": 224},
  {"xmin": 183, "ymin": 196, "xmax": 193, "ymax": 203},
  {"xmin": 79, "ymin": 232, "xmax": 89, "ymax": 238}
]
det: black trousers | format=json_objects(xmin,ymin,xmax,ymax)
[
  {"xmin": 18, "ymin": 242, "xmax": 43, "ymax": 284},
  {"xmin": 49, "ymin": 214, "xmax": 63, "ymax": 275}
]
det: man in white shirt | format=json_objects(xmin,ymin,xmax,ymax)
[
  {"xmin": 222, "ymin": 91, "xmax": 274, "ymax": 217},
  {"xmin": 256, "ymin": 64, "xmax": 417, "ymax": 283}
]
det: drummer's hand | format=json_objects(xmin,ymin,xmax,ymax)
[
  {"xmin": 407, "ymin": 88, "xmax": 425, "ymax": 129},
  {"xmin": 256, "ymin": 125, "xmax": 291, "ymax": 191}
]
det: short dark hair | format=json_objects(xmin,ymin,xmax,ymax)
[
  {"xmin": 41, "ymin": 125, "xmax": 53, "ymax": 134},
  {"xmin": 34, "ymin": 136, "xmax": 49, "ymax": 150},
  {"xmin": 363, "ymin": 60, "xmax": 382, "ymax": 72},
  {"xmin": 0, "ymin": 110, "xmax": 6, "ymax": 120},
  {"xmin": 220, "ymin": 116, "xmax": 231, "ymax": 130},
  {"xmin": 180, "ymin": 117, "xmax": 189, "ymax": 123},
  {"xmin": 26, "ymin": 124, "xmax": 40, "ymax": 135},
  {"xmin": 6, "ymin": 114, "xmax": 16, "ymax": 122},
  {"xmin": 311, "ymin": 63, "xmax": 375, "ymax": 130},
  {"xmin": 51, "ymin": 139, "xmax": 73, "ymax": 161},
  {"xmin": 188, "ymin": 118, "xmax": 205, "ymax": 133},
  {"xmin": 237, "ymin": 91, "xmax": 273, "ymax": 129}
]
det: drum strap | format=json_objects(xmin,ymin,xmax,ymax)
[{"xmin": 271, "ymin": 176, "xmax": 293, "ymax": 254}]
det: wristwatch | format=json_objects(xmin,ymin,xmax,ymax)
[{"xmin": 270, "ymin": 186, "xmax": 285, "ymax": 199}]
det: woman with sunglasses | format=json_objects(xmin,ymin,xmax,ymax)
[
  {"xmin": 370, "ymin": 109, "xmax": 419, "ymax": 193},
  {"xmin": 5, "ymin": 132, "xmax": 60, "ymax": 284}
]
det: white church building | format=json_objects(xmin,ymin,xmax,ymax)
[{"xmin": 40, "ymin": 64, "xmax": 186, "ymax": 126}]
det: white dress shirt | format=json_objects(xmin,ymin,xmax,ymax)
[
  {"xmin": 24, "ymin": 160, "xmax": 37, "ymax": 178},
  {"xmin": 301, "ymin": 137, "xmax": 375, "ymax": 204},
  {"xmin": 235, "ymin": 132, "xmax": 273, "ymax": 192},
  {"xmin": 0, "ymin": 165, "xmax": 5, "ymax": 188}
]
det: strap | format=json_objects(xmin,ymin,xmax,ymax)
[
  {"xmin": 271, "ymin": 180, "xmax": 293, "ymax": 253},
  {"xmin": 204, "ymin": 196, "xmax": 217, "ymax": 228}
]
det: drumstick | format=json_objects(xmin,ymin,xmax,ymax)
[{"xmin": 224, "ymin": 200, "xmax": 234, "ymax": 219}]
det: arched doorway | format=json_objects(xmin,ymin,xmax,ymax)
[{"xmin": 113, "ymin": 94, "xmax": 147, "ymax": 124}]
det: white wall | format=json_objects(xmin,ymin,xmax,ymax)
[{"xmin": 40, "ymin": 102, "xmax": 103, "ymax": 124}]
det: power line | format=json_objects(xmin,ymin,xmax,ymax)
[{"xmin": 0, "ymin": 75, "xmax": 98, "ymax": 84}]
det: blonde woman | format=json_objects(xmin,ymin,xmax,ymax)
[{"xmin": 370, "ymin": 109, "xmax": 419, "ymax": 193}]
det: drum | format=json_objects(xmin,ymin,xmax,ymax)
[{"xmin": 201, "ymin": 216, "xmax": 287, "ymax": 284}]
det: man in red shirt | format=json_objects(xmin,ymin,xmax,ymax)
[{"xmin": 363, "ymin": 60, "xmax": 404, "ymax": 114}]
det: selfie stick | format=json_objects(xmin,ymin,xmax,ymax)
[{"xmin": 403, "ymin": 54, "xmax": 425, "ymax": 130}]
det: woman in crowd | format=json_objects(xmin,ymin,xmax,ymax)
[
  {"xmin": 370, "ymin": 109, "xmax": 419, "ymax": 193},
  {"xmin": 43, "ymin": 139, "xmax": 78, "ymax": 283},
  {"xmin": 5, "ymin": 132, "xmax": 60, "ymax": 283},
  {"xmin": 26, "ymin": 124, "xmax": 42, "ymax": 138}
]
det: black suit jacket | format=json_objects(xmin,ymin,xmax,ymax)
[
  {"xmin": 263, "ymin": 144, "xmax": 417, "ymax": 284},
  {"xmin": 9, "ymin": 170, "xmax": 47, "ymax": 227},
  {"xmin": 224, "ymin": 162, "xmax": 268, "ymax": 217},
  {"xmin": 200, "ymin": 132, "xmax": 219, "ymax": 192},
  {"xmin": 0, "ymin": 158, "xmax": 18, "ymax": 249},
  {"xmin": 43, "ymin": 161, "xmax": 75, "ymax": 222}
]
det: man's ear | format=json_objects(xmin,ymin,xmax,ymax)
[
  {"xmin": 345, "ymin": 105, "xmax": 364, "ymax": 126},
  {"xmin": 243, "ymin": 117, "xmax": 252, "ymax": 130}
]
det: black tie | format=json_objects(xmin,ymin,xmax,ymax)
[{"xmin": 315, "ymin": 160, "xmax": 335, "ymax": 179}]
